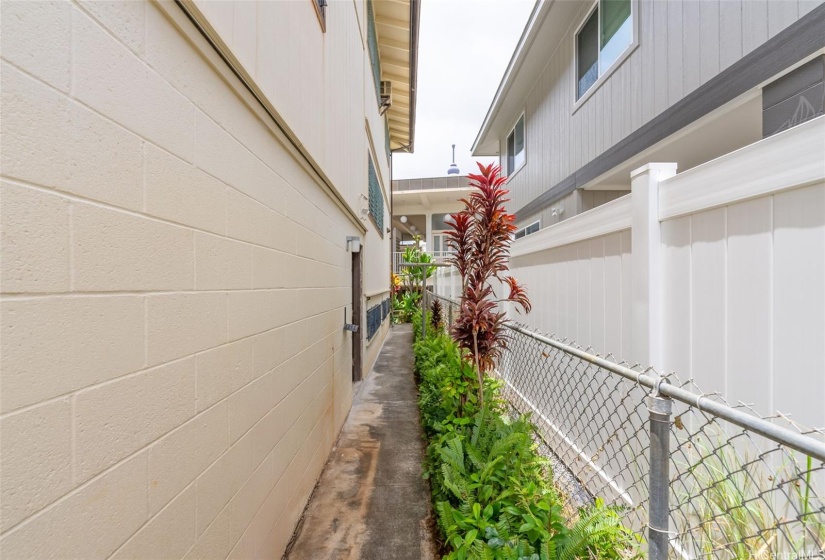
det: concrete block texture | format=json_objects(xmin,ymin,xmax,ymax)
[
  {"xmin": 0, "ymin": 0, "xmax": 396, "ymax": 556},
  {"xmin": 0, "ymin": 183, "xmax": 70, "ymax": 293}
]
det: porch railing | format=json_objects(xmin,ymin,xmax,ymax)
[
  {"xmin": 427, "ymin": 291, "xmax": 825, "ymax": 560},
  {"xmin": 392, "ymin": 251, "xmax": 453, "ymax": 274}
]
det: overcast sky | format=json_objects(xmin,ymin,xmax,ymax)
[{"xmin": 392, "ymin": 0, "xmax": 535, "ymax": 180}]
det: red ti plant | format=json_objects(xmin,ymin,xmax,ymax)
[{"xmin": 444, "ymin": 163, "xmax": 531, "ymax": 403}]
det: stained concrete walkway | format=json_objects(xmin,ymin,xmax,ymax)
[{"xmin": 284, "ymin": 324, "xmax": 438, "ymax": 560}]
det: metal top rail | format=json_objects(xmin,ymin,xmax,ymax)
[{"xmin": 430, "ymin": 293, "xmax": 825, "ymax": 463}]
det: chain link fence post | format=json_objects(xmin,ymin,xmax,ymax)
[
  {"xmin": 647, "ymin": 379, "xmax": 673, "ymax": 560},
  {"xmin": 421, "ymin": 270, "xmax": 426, "ymax": 340}
]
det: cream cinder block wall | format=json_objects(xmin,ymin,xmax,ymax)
[
  {"xmin": 0, "ymin": 0, "xmax": 392, "ymax": 558},
  {"xmin": 193, "ymin": 0, "xmax": 392, "ymax": 225}
]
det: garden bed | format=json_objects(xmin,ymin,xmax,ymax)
[{"xmin": 412, "ymin": 313, "xmax": 639, "ymax": 560}]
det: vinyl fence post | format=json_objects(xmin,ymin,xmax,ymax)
[
  {"xmin": 630, "ymin": 163, "xmax": 677, "ymax": 369},
  {"xmin": 421, "ymin": 269, "xmax": 426, "ymax": 340},
  {"xmin": 647, "ymin": 380, "xmax": 673, "ymax": 560}
]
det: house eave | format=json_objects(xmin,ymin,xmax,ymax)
[
  {"xmin": 472, "ymin": 0, "xmax": 581, "ymax": 157},
  {"xmin": 375, "ymin": 0, "xmax": 421, "ymax": 153}
]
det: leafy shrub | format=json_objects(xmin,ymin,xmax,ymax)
[
  {"xmin": 393, "ymin": 290, "xmax": 421, "ymax": 324},
  {"xmin": 431, "ymin": 299, "xmax": 444, "ymax": 333},
  {"xmin": 414, "ymin": 332, "xmax": 638, "ymax": 560}
]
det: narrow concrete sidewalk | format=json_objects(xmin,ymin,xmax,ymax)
[{"xmin": 284, "ymin": 324, "xmax": 438, "ymax": 560}]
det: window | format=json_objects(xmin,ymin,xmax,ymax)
[
  {"xmin": 312, "ymin": 0, "xmax": 327, "ymax": 31},
  {"xmin": 368, "ymin": 155, "xmax": 384, "ymax": 234},
  {"xmin": 366, "ymin": 297, "xmax": 390, "ymax": 340},
  {"xmin": 514, "ymin": 221, "xmax": 540, "ymax": 240},
  {"xmin": 366, "ymin": 0, "xmax": 382, "ymax": 103},
  {"xmin": 506, "ymin": 114, "xmax": 525, "ymax": 175},
  {"xmin": 576, "ymin": 0, "xmax": 633, "ymax": 100}
]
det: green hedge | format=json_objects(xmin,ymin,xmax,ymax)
[{"xmin": 413, "ymin": 327, "xmax": 639, "ymax": 560}]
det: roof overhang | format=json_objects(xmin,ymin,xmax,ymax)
[
  {"xmin": 375, "ymin": 0, "xmax": 420, "ymax": 152},
  {"xmin": 472, "ymin": 0, "xmax": 582, "ymax": 156},
  {"xmin": 392, "ymin": 187, "xmax": 474, "ymax": 215}
]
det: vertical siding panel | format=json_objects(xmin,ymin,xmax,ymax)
[
  {"xmin": 742, "ymin": 0, "xmax": 768, "ymax": 55},
  {"xmin": 773, "ymin": 184, "xmax": 825, "ymax": 430},
  {"xmin": 604, "ymin": 233, "xmax": 623, "ymax": 359},
  {"xmin": 630, "ymin": 46, "xmax": 642, "ymax": 131},
  {"xmin": 563, "ymin": 36, "xmax": 573, "ymax": 178},
  {"xmin": 598, "ymin": 83, "xmax": 607, "ymax": 157},
  {"xmin": 799, "ymin": 0, "xmax": 823, "ymax": 17},
  {"xmin": 496, "ymin": 0, "xmax": 817, "ymax": 226},
  {"xmin": 621, "ymin": 229, "xmax": 633, "ymax": 362},
  {"xmin": 653, "ymin": 0, "xmax": 669, "ymax": 116},
  {"xmin": 549, "ymin": 252, "xmax": 559, "ymax": 335},
  {"xmin": 579, "ymin": 92, "xmax": 598, "ymax": 166},
  {"xmin": 699, "ymin": 0, "xmax": 720, "ymax": 86},
  {"xmin": 577, "ymin": 101, "xmax": 585, "ymax": 172},
  {"xmin": 552, "ymin": 53, "xmax": 559, "ymax": 187},
  {"xmin": 577, "ymin": 241, "xmax": 591, "ymax": 346},
  {"xmin": 768, "ymin": 0, "xmax": 799, "ymax": 38},
  {"xmin": 667, "ymin": 0, "xmax": 684, "ymax": 107},
  {"xmin": 719, "ymin": 0, "xmax": 743, "ymax": 72},
  {"xmin": 565, "ymin": 244, "xmax": 578, "ymax": 338},
  {"xmin": 640, "ymin": 0, "xmax": 656, "ymax": 125},
  {"xmin": 581, "ymin": 190, "xmax": 594, "ymax": 212},
  {"xmin": 612, "ymin": 65, "xmax": 624, "ymax": 147},
  {"xmin": 727, "ymin": 197, "xmax": 772, "ymax": 414},
  {"xmin": 690, "ymin": 208, "xmax": 726, "ymax": 396},
  {"xmin": 580, "ymin": 95, "xmax": 588, "ymax": 170},
  {"xmin": 682, "ymin": 0, "xmax": 701, "ymax": 95},
  {"xmin": 661, "ymin": 217, "xmax": 692, "ymax": 379},
  {"xmin": 590, "ymin": 238, "xmax": 605, "ymax": 351}
]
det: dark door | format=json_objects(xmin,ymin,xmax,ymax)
[{"xmin": 351, "ymin": 249, "xmax": 363, "ymax": 382}]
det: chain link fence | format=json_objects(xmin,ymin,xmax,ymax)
[{"xmin": 429, "ymin": 291, "xmax": 825, "ymax": 559}]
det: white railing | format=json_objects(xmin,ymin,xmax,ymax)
[{"xmin": 392, "ymin": 251, "xmax": 454, "ymax": 273}]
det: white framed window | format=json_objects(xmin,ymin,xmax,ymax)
[
  {"xmin": 506, "ymin": 114, "xmax": 525, "ymax": 175},
  {"xmin": 575, "ymin": 0, "xmax": 634, "ymax": 102},
  {"xmin": 514, "ymin": 220, "xmax": 540, "ymax": 240}
]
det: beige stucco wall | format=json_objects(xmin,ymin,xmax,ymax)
[{"xmin": 0, "ymin": 0, "xmax": 392, "ymax": 558}]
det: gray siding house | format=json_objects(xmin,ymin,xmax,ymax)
[{"xmin": 473, "ymin": 0, "xmax": 825, "ymax": 234}]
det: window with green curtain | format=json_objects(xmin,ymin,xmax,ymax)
[
  {"xmin": 576, "ymin": 0, "xmax": 632, "ymax": 100},
  {"xmin": 367, "ymin": 0, "xmax": 382, "ymax": 103},
  {"xmin": 599, "ymin": 0, "xmax": 632, "ymax": 73},
  {"xmin": 368, "ymin": 155, "xmax": 384, "ymax": 233},
  {"xmin": 600, "ymin": 0, "xmax": 631, "ymax": 47}
]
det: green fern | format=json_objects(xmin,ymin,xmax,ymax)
[{"xmin": 414, "ymin": 332, "xmax": 639, "ymax": 560}]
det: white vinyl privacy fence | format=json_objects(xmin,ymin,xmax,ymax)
[
  {"xmin": 431, "ymin": 290, "xmax": 824, "ymax": 559},
  {"xmin": 431, "ymin": 116, "xmax": 825, "ymax": 558},
  {"xmin": 435, "ymin": 115, "xmax": 825, "ymax": 432}
]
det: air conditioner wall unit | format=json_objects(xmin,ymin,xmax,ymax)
[{"xmin": 379, "ymin": 80, "xmax": 392, "ymax": 114}]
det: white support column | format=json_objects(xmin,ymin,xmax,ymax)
[
  {"xmin": 424, "ymin": 212, "xmax": 432, "ymax": 253},
  {"xmin": 630, "ymin": 163, "xmax": 677, "ymax": 370}
]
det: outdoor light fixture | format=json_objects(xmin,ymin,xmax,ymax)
[
  {"xmin": 346, "ymin": 236, "xmax": 361, "ymax": 253},
  {"xmin": 400, "ymin": 215, "xmax": 408, "ymax": 223}
]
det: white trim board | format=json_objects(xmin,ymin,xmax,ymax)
[
  {"xmin": 510, "ymin": 193, "xmax": 631, "ymax": 258},
  {"xmin": 659, "ymin": 116, "xmax": 825, "ymax": 221}
]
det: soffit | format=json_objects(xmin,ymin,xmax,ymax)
[{"xmin": 374, "ymin": 0, "xmax": 419, "ymax": 151}]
